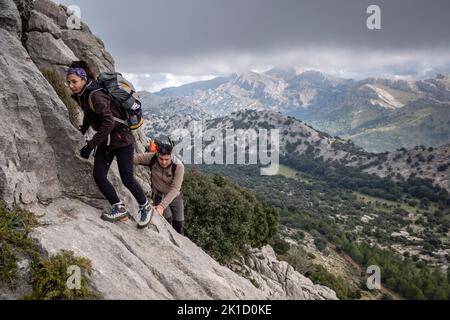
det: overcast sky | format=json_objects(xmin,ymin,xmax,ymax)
[{"xmin": 54, "ymin": 0, "xmax": 450, "ymax": 92}]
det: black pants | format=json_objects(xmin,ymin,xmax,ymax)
[
  {"xmin": 152, "ymin": 192, "xmax": 184, "ymax": 235},
  {"xmin": 93, "ymin": 144, "xmax": 147, "ymax": 206}
]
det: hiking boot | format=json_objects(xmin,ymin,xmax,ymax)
[
  {"xmin": 101, "ymin": 202, "xmax": 129, "ymax": 222},
  {"xmin": 137, "ymin": 202, "xmax": 153, "ymax": 229}
]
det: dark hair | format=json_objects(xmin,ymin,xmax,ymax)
[
  {"xmin": 157, "ymin": 145, "xmax": 173, "ymax": 156},
  {"xmin": 68, "ymin": 60, "xmax": 96, "ymax": 79},
  {"xmin": 155, "ymin": 136, "xmax": 175, "ymax": 155}
]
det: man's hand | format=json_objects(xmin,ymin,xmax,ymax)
[{"xmin": 155, "ymin": 205, "xmax": 165, "ymax": 216}]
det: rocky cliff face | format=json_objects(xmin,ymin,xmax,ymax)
[
  {"xmin": 230, "ymin": 246, "xmax": 337, "ymax": 300},
  {"xmin": 22, "ymin": 0, "xmax": 114, "ymax": 76},
  {"xmin": 0, "ymin": 0, "xmax": 336, "ymax": 300}
]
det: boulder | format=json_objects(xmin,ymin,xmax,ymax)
[
  {"xmin": 26, "ymin": 31, "xmax": 78, "ymax": 67},
  {"xmin": 27, "ymin": 9, "xmax": 62, "ymax": 39},
  {"xmin": 33, "ymin": 0, "xmax": 69, "ymax": 30},
  {"xmin": 61, "ymin": 29, "xmax": 115, "ymax": 75},
  {"xmin": 0, "ymin": 0, "xmax": 22, "ymax": 37}
]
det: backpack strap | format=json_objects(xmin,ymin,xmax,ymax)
[
  {"xmin": 87, "ymin": 88, "xmax": 103, "ymax": 112},
  {"xmin": 171, "ymin": 162, "xmax": 177, "ymax": 176},
  {"xmin": 149, "ymin": 154, "xmax": 157, "ymax": 169},
  {"xmin": 88, "ymin": 89, "xmax": 129, "ymax": 126}
]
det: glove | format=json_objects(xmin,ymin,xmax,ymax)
[
  {"xmin": 78, "ymin": 125, "xmax": 88, "ymax": 135},
  {"xmin": 80, "ymin": 144, "xmax": 93, "ymax": 159}
]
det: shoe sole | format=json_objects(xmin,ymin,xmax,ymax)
[
  {"xmin": 101, "ymin": 212, "xmax": 130, "ymax": 223},
  {"xmin": 137, "ymin": 222, "xmax": 150, "ymax": 229}
]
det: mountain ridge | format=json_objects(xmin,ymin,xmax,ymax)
[
  {"xmin": 140, "ymin": 67, "xmax": 450, "ymax": 152},
  {"xmin": 142, "ymin": 108, "xmax": 450, "ymax": 192}
]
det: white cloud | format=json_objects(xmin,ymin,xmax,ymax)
[
  {"xmin": 116, "ymin": 45, "xmax": 450, "ymax": 82},
  {"xmin": 120, "ymin": 46, "xmax": 450, "ymax": 92},
  {"xmin": 54, "ymin": 0, "xmax": 450, "ymax": 84},
  {"xmin": 122, "ymin": 73, "xmax": 217, "ymax": 93}
]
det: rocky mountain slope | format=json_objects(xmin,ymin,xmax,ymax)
[
  {"xmin": 141, "ymin": 68, "xmax": 450, "ymax": 152},
  {"xmin": 0, "ymin": 0, "xmax": 337, "ymax": 300}
]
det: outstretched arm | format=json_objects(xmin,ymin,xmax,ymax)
[{"xmin": 133, "ymin": 152, "xmax": 156, "ymax": 166}]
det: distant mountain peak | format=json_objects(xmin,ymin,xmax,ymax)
[
  {"xmin": 264, "ymin": 66, "xmax": 299, "ymax": 80},
  {"xmin": 293, "ymin": 70, "xmax": 346, "ymax": 85}
]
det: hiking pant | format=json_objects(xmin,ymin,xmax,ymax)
[
  {"xmin": 93, "ymin": 144, "xmax": 147, "ymax": 206},
  {"xmin": 152, "ymin": 192, "xmax": 184, "ymax": 235}
]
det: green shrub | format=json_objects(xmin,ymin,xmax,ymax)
[
  {"xmin": 314, "ymin": 237, "xmax": 327, "ymax": 252},
  {"xmin": 381, "ymin": 292, "xmax": 394, "ymax": 300},
  {"xmin": 0, "ymin": 202, "xmax": 100, "ymax": 299},
  {"xmin": 0, "ymin": 242, "xmax": 18, "ymax": 289},
  {"xmin": 340, "ymin": 240, "xmax": 449, "ymax": 299},
  {"xmin": 0, "ymin": 202, "xmax": 39, "ymax": 289},
  {"xmin": 278, "ymin": 245, "xmax": 358, "ymax": 300},
  {"xmin": 24, "ymin": 250, "xmax": 100, "ymax": 300},
  {"xmin": 40, "ymin": 67, "xmax": 81, "ymax": 128},
  {"xmin": 183, "ymin": 169, "xmax": 279, "ymax": 264},
  {"xmin": 270, "ymin": 236, "xmax": 290, "ymax": 255},
  {"xmin": 305, "ymin": 264, "xmax": 358, "ymax": 300}
]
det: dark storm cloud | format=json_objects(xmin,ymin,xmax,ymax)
[{"xmin": 54, "ymin": 0, "xmax": 450, "ymax": 83}]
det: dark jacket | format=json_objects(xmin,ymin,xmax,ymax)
[{"xmin": 71, "ymin": 80, "xmax": 135, "ymax": 151}]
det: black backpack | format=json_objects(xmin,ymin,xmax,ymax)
[{"xmin": 88, "ymin": 72, "xmax": 144, "ymax": 130}]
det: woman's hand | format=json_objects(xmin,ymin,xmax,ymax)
[
  {"xmin": 80, "ymin": 144, "xmax": 93, "ymax": 159},
  {"xmin": 78, "ymin": 125, "xmax": 87, "ymax": 135}
]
